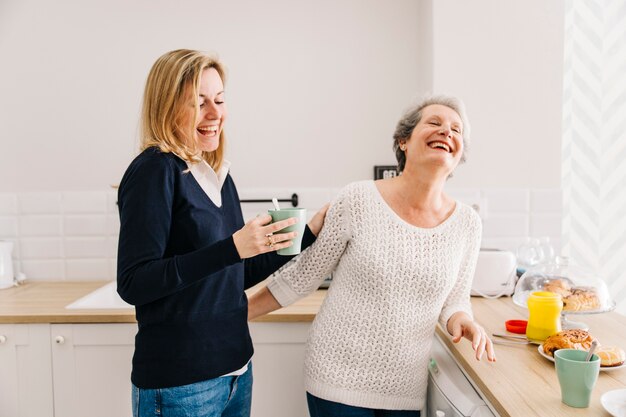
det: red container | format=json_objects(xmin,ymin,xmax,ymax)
[{"xmin": 505, "ymin": 319, "xmax": 528, "ymax": 334}]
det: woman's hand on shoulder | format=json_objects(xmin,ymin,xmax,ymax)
[
  {"xmin": 308, "ymin": 203, "xmax": 330, "ymax": 237},
  {"xmin": 448, "ymin": 312, "xmax": 496, "ymax": 362},
  {"xmin": 232, "ymin": 214, "xmax": 298, "ymax": 259}
]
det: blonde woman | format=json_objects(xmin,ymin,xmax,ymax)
[
  {"xmin": 248, "ymin": 95, "xmax": 496, "ymax": 417},
  {"xmin": 116, "ymin": 49, "xmax": 327, "ymax": 417}
]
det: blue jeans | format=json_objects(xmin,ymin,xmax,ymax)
[
  {"xmin": 132, "ymin": 365, "xmax": 252, "ymax": 417},
  {"xmin": 306, "ymin": 392, "xmax": 421, "ymax": 417}
]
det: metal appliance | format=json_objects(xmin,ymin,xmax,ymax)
[{"xmin": 427, "ymin": 335, "xmax": 498, "ymax": 416}]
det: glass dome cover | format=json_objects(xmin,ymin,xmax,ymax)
[{"xmin": 513, "ymin": 256, "xmax": 615, "ymax": 314}]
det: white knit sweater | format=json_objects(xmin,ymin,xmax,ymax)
[{"xmin": 267, "ymin": 180, "xmax": 482, "ymax": 411}]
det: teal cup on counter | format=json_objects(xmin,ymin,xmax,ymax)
[
  {"xmin": 554, "ymin": 349, "xmax": 600, "ymax": 408},
  {"xmin": 268, "ymin": 208, "xmax": 307, "ymax": 255}
]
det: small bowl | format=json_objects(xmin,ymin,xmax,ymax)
[{"xmin": 505, "ymin": 319, "xmax": 528, "ymax": 334}]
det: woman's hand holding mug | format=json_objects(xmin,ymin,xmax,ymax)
[{"xmin": 233, "ymin": 215, "xmax": 298, "ymax": 258}]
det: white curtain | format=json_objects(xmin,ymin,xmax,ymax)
[{"xmin": 562, "ymin": 0, "xmax": 626, "ymax": 314}]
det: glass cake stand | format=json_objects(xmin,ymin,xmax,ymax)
[
  {"xmin": 512, "ymin": 257, "xmax": 614, "ymax": 331},
  {"xmin": 557, "ymin": 301, "xmax": 616, "ymax": 330}
]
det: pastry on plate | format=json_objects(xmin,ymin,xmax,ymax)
[
  {"xmin": 562, "ymin": 287, "xmax": 601, "ymax": 312},
  {"xmin": 542, "ymin": 329, "xmax": 595, "ymax": 357},
  {"xmin": 541, "ymin": 278, "xmax": 602, "ymax": 312},
  {"xmin": 595, "ymin": 346, "xmax": 625, "ymax": 367}
]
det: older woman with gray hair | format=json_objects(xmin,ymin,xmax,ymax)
[{"xmin": 248, "ymin": 94, "xmax": 495, "ymax": 417}]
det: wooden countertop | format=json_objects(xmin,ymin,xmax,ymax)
[
  {"xmin": 438, "ymin": 297, "xmax": 626, "ymax": 417},
  {"xmin": 1, "ymin": 281, "xmax": 624, "ymax": 416},
  {"xmin": 0, "ymin": 281, "xmax": 323, "ymax": 323},
  {"xmin": 0, "ymin": 281, "xmax": 135, "ymax": 323}
]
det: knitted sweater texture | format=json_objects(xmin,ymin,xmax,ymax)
[{"xmin": 267, "ymin": 180, "xmax": 482, "ymax": 410}]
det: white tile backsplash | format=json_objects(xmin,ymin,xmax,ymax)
[
  {"xmin": 20, "ymin": 238, "xmax": 63, "ymax": 259},
  {"xmin": 0, "ymin": 193, "xmax": 18, "ymax": 214},
  {"xmin": 106, "ymin": 190, "xmax": 119, "ymax": 213},
  {"xmin": 21, "ymin": 260, "xmax": 65, "ymax": 281},
  {"xmin": 2, "ymin": 186, "xmax": 563, "ymax": 280},
  {"xmin": 106, "ymin": 215, "xmax": 120, "ymax": 235},
  {"xmin": 109, "ymin": 258, "xmax": 118, "ymax": 280},
  {"xmin": 530, "ymin": 214, "xmax": 562, "ymax": 237},
  {"xmin": 64, "ymin": 238, "xmax": 111, "ymax": 258},
  {"xmin": 65, "ymin": 259, "xmax": 111, "ymax": 280},
  {"xmin": 64, "ymin": 215, "xmax": 108, "ymax": 236},
  {"xmin": 62, "ymin": 192, "xmax": 107, "ymax": 214},
  {"xmin": 482, "ymin": 214, "xmax": 529, "ymax": 237},
  {"xmin": 19, "ymin": 216, "xmax": 62, "ymax": 237},
  {"xmin": 531, "ymin": 189, "xmax": 563, "ymax": 212},
  {"xmin": 0, "ymin": 217, "xmax": 18, "ymax": 237},
  {"xmin": 107, "ymin": 237, "xmax": 119, "ymax": 256},
  {"xmin": 482, "ymin": 189, "xmax": 530, "ymax": 213},
  {"xmin": 18, "ymin": 192, "xmax": 62, "ymax": 214}
]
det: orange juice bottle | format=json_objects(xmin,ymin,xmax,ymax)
[{"xmin": 526, "ymin": 291, "xmax": 562, "ymax": 343}]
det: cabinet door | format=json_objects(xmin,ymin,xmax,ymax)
[
  {"xmin": 249, "ymin": 322, "xmax": 310, "ymax": 417},
  {"xmin": 0, "ymin": 324, "xmax": 54, "ymax": 417},
  {"xmin": 51, "ymin": 323, "xmax": 136, "ymax": 417}
]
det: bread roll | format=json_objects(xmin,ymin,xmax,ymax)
[
  {"xmin": 543, "ymin": 278, "xmax": 572, "ymax": 298},
  {"xmin": 595, "ymin": 346, "xmax": 625, "ymax": 367}
]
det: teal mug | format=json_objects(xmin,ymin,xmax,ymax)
[
  {"xmin": 268, "ymin": 208, "xmax": 307, "ymax": 256},
  {"xmin": 554, "ymin": 349, "xmax": 600, "ymax": 408}
]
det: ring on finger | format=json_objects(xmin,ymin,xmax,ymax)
[{"xmin": 265, "ymin": 234, "xmax": 275, "ymax": 247}]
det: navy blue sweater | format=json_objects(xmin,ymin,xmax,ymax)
[{"xmin": 117, "ymin": 148, "xmax": 315, "ymax": 388}]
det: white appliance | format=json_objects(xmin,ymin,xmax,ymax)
[
  {"xmin": 0, "ymin": 241, "xmax": 14, "ymax": 290},
  {"xmin": 470, "ymin": 249, "xmax": 517, "ymax": 298},
  {"xmin": 426, "ymin": 335, "xmax": 498, "ymax": 417}
]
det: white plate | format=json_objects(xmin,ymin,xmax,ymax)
[
  {"xmin": 601, "ymin": 389, "xmax": 626, "ymax": 417},
  {"xmin": 537, "ymin": 345, "xmax": 626, "ymax": 372}
]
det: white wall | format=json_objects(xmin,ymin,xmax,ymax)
[
  {"xmin": 0, "ymin": 0, "xmax": 563, "ymax": 192},
  {"xmin": 0, "ymin": 0, "xmax": 421, "ymax": 191},
  {"xmin": 431, "ymin": 0, "xmax": 565, "ymax": 188}
]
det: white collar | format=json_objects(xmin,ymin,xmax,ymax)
[{"xmin": 186, "ymin": 159, "xmax": 231, "ymax": 207}]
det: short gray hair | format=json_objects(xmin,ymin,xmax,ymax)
[{"xmin": 392, "ymin": 94, "xmax": 471, "ymax": 173}]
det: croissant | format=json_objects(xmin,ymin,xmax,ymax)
[
  {"xmin": 562, "ymin": 288, "xmax": 601, "ymax": 312},
  {"xmin": 541, "ymin": 279, "xmax": 602, "ymax": 312},
  {"xmin": 543, "ymin": 329, "xmax": 595, "ymax": 357}
]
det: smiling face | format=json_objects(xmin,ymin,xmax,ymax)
[
  {"xmin": 402, "ymin": 104, "xmax": 464, "ymax": 174},
  {"xmin": 182, "ymin": 67, "xmax": 227, "ymax": 152}
]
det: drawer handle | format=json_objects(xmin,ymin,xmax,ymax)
[
  {"xmin": 0, "ymin": 335, "xmax": 6, "ymax": 344},
  {"xmin": 55, "ymin": 336, "xmax": 65, "ymax": 345}
]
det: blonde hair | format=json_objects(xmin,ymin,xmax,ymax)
[{"xmin": 140, "ymin": 49, "xmax": 227, "ymax": 171}]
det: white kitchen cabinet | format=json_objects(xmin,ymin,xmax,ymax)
[
  {"xmin": 1, "ymin": 321, "xmax": 309, "ymax": 417},
  {"xmin": 51, "ymin": 323, "xmax": 136, "ymax": 417},
  {"xmin": 49, "ymin": 322, "xmax": 311, "ymax": 417},
  {"xmin": 249, "ymin": 322, "xmax": 311, "ymax": 417},
  {"xmin": 0, "ymin": 324, "xmax": 54, "ymax": 417}
]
